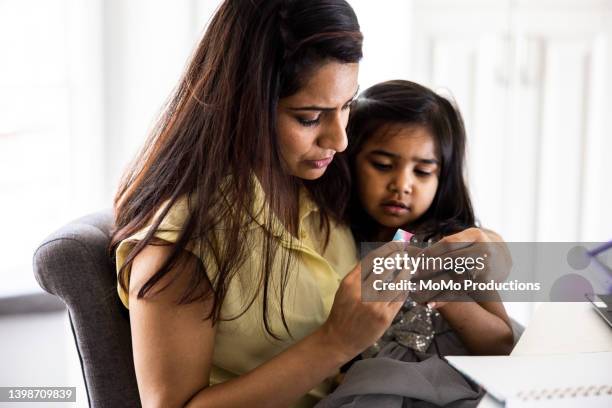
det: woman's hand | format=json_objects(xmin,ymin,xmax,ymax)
[{"xmin": 319, "ymin": 242, "xmax": 411, "ymax": 362}]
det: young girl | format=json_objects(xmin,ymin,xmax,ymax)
[{"xmin": 318, "ymin": 80, "xmax": 514, "ymax": 407}]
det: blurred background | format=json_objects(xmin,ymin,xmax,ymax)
[{"xmin": 1, "ymin": 0, "xmax": 611, "ymax": 405}]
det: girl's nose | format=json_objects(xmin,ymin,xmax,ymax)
[{"xmin": 389, "ymin": 171, "xmax": 413, "ymax": 195}]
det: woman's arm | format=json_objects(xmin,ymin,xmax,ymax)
[
  {"xmin": 129, "ymin": 244, "xmax": 404, "ymax": 408},
  {"xmin": 185, "ymin": 325, "xmax": 346, "ymax": 407},
  {"xmin": 128, "ymin": 245, "xmax": 216, "ymax": 408}
]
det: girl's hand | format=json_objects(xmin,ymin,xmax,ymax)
[
  {"xmin": 448, "ymin": 227, "xmax": 511, "ymax": 279},
  {"xmin": 410, "ymin": 227, "xmax": 512, "ymax": 304},
  {"xmin": 319, "ymin": 242, "xmax": 411, "ymax": 362}
]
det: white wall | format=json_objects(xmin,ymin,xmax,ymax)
[
  {"xmin": 103, "ymin": 0, "xmax": 218, "ymax": 199},
  {"xmin": 0, "ymin": 312, "xmax": 87, "ymax": 408},
  {"xmin": 0, "ymin": 0, "xmax": 222, "ymax": 296},
  {"xmin": 405, "ymin": 0, "xmax": 612, "ymax": 323},
  {"xmin": 350, "ymin": 0, "xmax": 413, "ymax": 89},
  {"xmin": 0, "ymin": 0, "xmax": 105, "ymax": 296}
]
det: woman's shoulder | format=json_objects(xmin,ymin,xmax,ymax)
[
  {"xmin": 120, "ymin": 195, "xmax": 192, "ymax": 245},
  {"xmin": 115, "ymin": 194, "xmax": 201, "ymax": 308},
  {"xmin": 153, "ymin": 195, "xmax": 192, "ymax": 231}
]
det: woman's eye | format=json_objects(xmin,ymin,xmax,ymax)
[
  {"xmin": 372, "ymin": 162, "xmax": 392, "ymax": 171},
  {"xmin": 341, "ymin": 101, "xmax": 353, "ymax": 111},
  {"xmin": 297, "ymin": 116, "xmax": 321, "ymax": 127}
]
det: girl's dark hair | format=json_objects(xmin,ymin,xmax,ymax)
[
  {"xmin": 110, "ymin": 0, "xmax": 362, "ymax": 339},
  {"xmin": 345, "ymin": 80, "xmax": 475, "ymax": 242}
]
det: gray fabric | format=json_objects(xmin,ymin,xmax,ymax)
[
  {"xmin": 316, "ymin": 314, "xmax": 492, "ymax": 408},
  {"xmin": 32, "ymin": 210, "xmax": 141, "ymax": 408}
]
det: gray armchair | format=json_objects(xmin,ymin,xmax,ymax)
[{"xmin": 32, "ymin": 211, "xmax": 141, "ymax": 408}]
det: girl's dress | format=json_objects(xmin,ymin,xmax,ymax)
[{"xmin": 316, "ymin": 301, "xmax": 485, "ymax": 408}]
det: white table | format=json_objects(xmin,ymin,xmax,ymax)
[
  {"xmin": 511, "ymin": 302, "xmax": 612, "ymax": 356},
  {"xmin": 477, "ymin": 302, "xmax": 612, "ymax": 407}
]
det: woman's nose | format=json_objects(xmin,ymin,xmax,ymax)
[{"xmin": 318, "ymin": 113, "xmax": 348, "ymax": 153}]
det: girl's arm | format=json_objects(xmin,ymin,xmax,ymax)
[
  {"xmin": 432, "ymin": 298, "xmax": 514, "ymax": 355},
  {"xmin": 129, "ymin": 244, "xmax": 404, "ymax": 408},
  {"xmin": 420, "ymin": 227, "xmax": 514, "ymax": 355}
]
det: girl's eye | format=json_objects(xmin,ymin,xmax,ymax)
[
  {"xmin": 372, "ymin": 162, "xmax": 392, "ymax": 171},
  {"xmin": 415, "ymin": 169, "xmax": 432, "ymax": 177},
  {"xmin": 297, "ymin": 116, "xmax": 321, "ymax": 127}
]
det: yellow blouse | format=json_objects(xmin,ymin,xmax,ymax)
[{"xmin": 115, "ymin": 176, "xmax": 358, "ymax": 406}]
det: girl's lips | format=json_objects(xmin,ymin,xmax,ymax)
[
  {"xmin": 381, "ymin": 204, "xmax": 410, "ymax": 215},
  {"xmin": 305, "ymin": 156, "xmax": 333, "ymax": 169}
]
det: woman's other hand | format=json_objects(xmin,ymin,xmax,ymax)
[{"xmin": 319, "ymin": 242, "xmax": 411, "ymax": 361}]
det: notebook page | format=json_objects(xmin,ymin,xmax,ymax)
[
  {"xmin": 446, "ymin": 352, "xmax": 612, "ymax": 403},
  {"xmin": 506, "ymin": 394, "xmax": 611, "ymax": 408}
]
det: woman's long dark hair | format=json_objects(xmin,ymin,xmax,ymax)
[
  {"xmin": 345, "ymin": 80, "xmax": 475, "ymax": 242},
  {"xmin": 110, "ymin": 0, "xmax": 362, "ymax": 339}
]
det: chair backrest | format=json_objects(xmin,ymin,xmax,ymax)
[{"xmin": 33, "ymin": 211, "xmax": 141, "ymax": 408}]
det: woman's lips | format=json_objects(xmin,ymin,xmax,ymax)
[{"xmin": 305, "ymin": 156, "xmax": 333, "ymax": 169}]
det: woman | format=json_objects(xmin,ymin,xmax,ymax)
[
  {"xmin": 112, "ymin": 1, "xmax": 397, "ymax": 406},
  {"xmin": 111, "ymin": 1, "xmax": 508, "ymax": 406}
]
